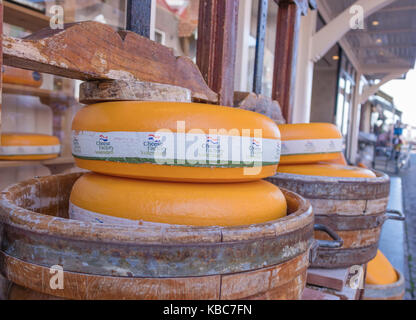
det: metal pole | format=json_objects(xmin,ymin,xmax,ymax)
[
  {"xmin": 126, "ymin": 0, "xmax": 152, "ymax": 37},
  {"xmin": 253, "ymin": 0, "xmax": 268, "ymax": 94}
]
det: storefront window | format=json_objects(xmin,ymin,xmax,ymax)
[{"xmin": 335, "ymin": 52, "xmax": 357, "ymax": 152}]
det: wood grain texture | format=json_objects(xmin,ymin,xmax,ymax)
[
  {"xmin": 3, "ymin": 251, "xmax": 309, "ymax": 300},
  {"xmin": 272, "ymin": 0, "xmax": 302, "ymax": 122},
  {"xmin": 233, "ymin": 91, "xmax": 286, "ymax": 123},
  {"xmin": 307, "ymin": 267, "xmax": 349, "ymax": 291},
  {"xmin": 0, "ymin": 1, "xmax": 3, "ymax": 137},
  {"xmin": 79, "ymin": 80, "xmax": 192, "ymax": 104},
  {"xmin": 267, "ymin": 171, "xmax": 390, "ymax": 201},
  {"xmin": 302, "ymin": 287, "xmax": 340, "ymax": 300},
  {"xmin": 197, "ymin": 0, "xmax": 238, "ymax": 106},
  {"xmin": 315, "ymin": 227, "xmax": 381, "ymax": 249},
  {"xmin": 3, "ymin": 21, "xmax": 217, "ymax": 102},
  {"xmin": 267, "ymin": 170, "xmax": 390, "ymax": 268}
]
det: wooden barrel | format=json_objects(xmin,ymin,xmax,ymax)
[
  {"xmin": 267, "ymin": 171, "xmax": 402, "ymax": 268},
  {"xmin": 364, "ymin": 268, "xmax": 405, "ymax": 300},
  {"xmin": 0, "ymin": 173, "xmax": 315, "ymax": 300}
]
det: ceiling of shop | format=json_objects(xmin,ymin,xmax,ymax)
[{"xmin": 319, "ymin": 0, "xmax": 416, "ymax": 80}]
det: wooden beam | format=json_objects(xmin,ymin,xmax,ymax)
[
  {"xmin": 126, "ymin": 0, "xmax": 152, "ymax": 38},
  {"xmin": 311, "ymin": 0, "xmax": 396, "ymax": 62},
  {"xmin": 364, "ymin": 28, "xmax": 416, "ymax": 35},
  {"xmin": 0, "ymin": 1, "xmax": 3, "ymax": 140},
  {"xmin": 197, "ymin": 0, "xmax": 239, "ymax": 106},
  {"xmin": 253, "ymin": 0, "xmax": 268, "ymax": 94},
  {"xmin": 3, "ymin": 21, "xmax": 217, "ymax": 102},
  {"xmin": 379, "ymin": 5, "xmax": 416, "ymax": 12},
  {"xmin": 3, "ymin": 0, "xmax": 49, "ymax": 32},
  {"xmin": 272, "ymin": 0, "xmax": 305, "ymax": 122}
]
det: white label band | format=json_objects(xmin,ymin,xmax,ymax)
[
  {"xmin": 281, "ymin": 138, "xmax": 343, "ymax": 156},
  {"xmin": 69, "ymin": 202, "xmax": 169, "ymax": 227},
  {"xmin": 0, "ymin": 145, "xmax": 60, "ymax": 156},
  {"xmin": 72, "ymin": 130, "xmax": 281, "ymax": 167}
]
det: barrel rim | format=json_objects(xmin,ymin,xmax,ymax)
[
  {"xmin": 364, "ymin": 268, "xmax": 405, "ymax": 298},
  {"xmin": 271, "ymin": 169, "xmax": 388, "ymax": 184},
  {"xmin": 0, "ymin": 172, "xmax": 313, "ymax": 245},
  {"xmin": 267, "ymin": 169, "xmax": 390, "ymax": 200}
]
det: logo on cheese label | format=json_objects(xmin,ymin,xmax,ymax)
[
  {"xmin": 72, "ymin": 126, "xmax": 280, "ymax": 168},
  {"xmin": 96, "ymin": 134, "xmax": 114, "ymax": 155}
]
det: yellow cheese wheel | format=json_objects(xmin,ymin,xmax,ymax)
[
  {"xmin": 69, "ymin": 173, "xmax": 287, "ymax": 227},
  {"xmin": 72, "ymin": 101, "xmax": 281, "ymax": 182},
  {"xmin": 277, "ymin": 163, "xmax": 377, "ymax": 178},
  {"xmin": 0, "ymin": 133, "xmax": 60, "ymax": 160},
  {"xmin": 366, "ymin": 250, "xmax": 398, "ymax": 285},
  {"xmin": 319, "ymin": 152, "xmax": 348, "ymax": 166},
  {"xmin": 278, "ymin": 123, "xmax": 343, "ymax": 164},
  {"xmin": 2, "ymin": 66, "xmax": 43, "ymax": 88}
]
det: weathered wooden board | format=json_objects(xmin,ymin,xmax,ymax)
[
  {"xmin": 301, "ymin": 287, "xmax": 340, "ymax": 300},
  {"xmin": 307, "ymin": 267, "xmax": 349, "ymax": 291},
  {"xmin": 197, "ymin": 0, "xmax": 238, "ymax": 106},
  {"xmin": 233, "ymin": 91, "xmax": 286, "ymax": 123},
  {"xmin": 3, "ymin": 21, "xmax": 217, "ymax": 102},
  {"xmin": 0, "ymin": 0, "xmax": 3, "ymax": 137},
  {"xmin": 2, "ymin": 251, "xmax": 308, "ymax": 300},
  {"xmin": 272, "ymin": 0, "xmax": 305, "ymax": 121},
  {"xmin": 79, "ymin": 80, "xmax": 192, "ymax": 104}
]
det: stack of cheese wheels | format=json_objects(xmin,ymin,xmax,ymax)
[
  {"xmin": 279, "ymin": 123, "xmax": 344, "ymax": 165},
  {"xmin": 70, "ymin": 101, "xmax": 286, "ymax": 227},
  {"xmin": 277, "ymin": 122, "xmax": 376, "ymax": 178},
  {"xmin": 2, "ymin": 66, "xmax": 43, "ymax": 88},
  {"xmin": 0, "ymin": 133, "xmax": 60, "ymax": 160}
]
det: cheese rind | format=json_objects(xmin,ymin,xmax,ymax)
[
  {"xmin": 69, "ymin": 172, "xmax": 287, "ymax": 227},
  {"xmin": 0, "ymin": 133, "xmax": 60, "ymax": 160},
  {"xmin": 366, "ymin": 250, "xmax": 398, "ymax": 285},
  {"xmin": 278, "ymin": 123, "xmax": 343, "ymax": 164},
  {"xmin": 277, "ymin": 163, "xmax": 377, "ymax": 178},
  {"xmin": 72, "ymin": 101, "xmax": 281, "ymax": 182}
]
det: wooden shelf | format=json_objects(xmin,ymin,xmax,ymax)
[
  {"xmin": 4, "ymin": 0, "xmax": 50, "ymax": 32},
  {"xmin": 0, "ymin": 156, "xmax": 74, "ymax": 169}
]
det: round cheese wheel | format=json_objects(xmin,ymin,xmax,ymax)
[
  {"xmin": 366, "ymin": 250, "xmax": 398, "ymax": 285},
  {"xmin": 278, "ymin": 123, "xmax": 343, "ymax": 164},
  {"xmin": 277, "ymin": 163, "xmax": 377, "ymax": 178},
  {"xmin": 72, "ymin": 101, "xmax": 281, "ymax": 182},
  {"xmin": 69, "ymin": 173, "xmax": 287, "ymax": 227},
  {"xmin": 2, "ymin": 66, "xmax": 43, "ymax": 88},
  {"xmin": 0, "ymin": 133, "xmax": 60, "ymax": 160},
  {"xmin": 319, "ymin": 152, "xmax": 347, "ymax": 166}
]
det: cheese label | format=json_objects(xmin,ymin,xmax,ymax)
[
  {"xmin": 281, "ymin": 138, "xmax": 343, "ymax": 156},
  {"xmin": 0, "ymin": 145, "xmax": 60, "ymax": 156},
  {"xmin": 72, "ymin": 130, "xmax": 281, "ymax": 167}
]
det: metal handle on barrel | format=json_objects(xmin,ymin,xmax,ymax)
[
  {"xmin": 385, "ymin": 209, "xmax": 405, "ymax": 221},
  {"xmin": 314, "ymin": 224, "xmax": 343, "ymax": 248},
  {"xmin": 309, "ymin": 224, "xmax": 343, "ymax": 264}
]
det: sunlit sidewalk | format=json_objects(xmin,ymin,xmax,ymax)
[{"xmin": 396, "ymin": 154, "xmax": 416, "ymax": 300}]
